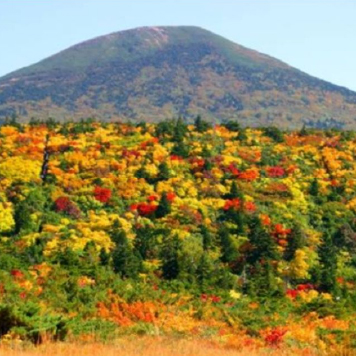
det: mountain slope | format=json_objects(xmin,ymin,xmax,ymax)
[{"xmin": 1, "ymin": 26, "xmax": 356, "ymax": 128}]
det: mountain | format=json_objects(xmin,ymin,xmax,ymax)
[{"xmin": 1, "ymin": 26, "xmax": 356, "ymax": 128}]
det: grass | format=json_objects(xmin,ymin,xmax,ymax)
[{"xmin": 0, "ymin": 336, "xmax": 350, "ymax": 356}]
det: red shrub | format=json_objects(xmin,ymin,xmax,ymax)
[
  {"xmin": 264, "ymin": 327, "xmax": 287, "ymax": 347},
  {"xmin": 94, "ymin": 186, "xmax": 112, "ymax": 203},
  {"xmin": 55, "ymin": 197, "xmax": 71, "ymax": 212},
  {"xmin": 54, "ymin": 196, "xmax": 81, "ymax": 218},
  {"xmin": 223, "ymin": 198, "xmax": 241, "ymax": 210},
  {"xmin": 244, "ymin": 201, "xmax": 257, "ymax": 213},
  {"xmin": 166, "ymin": 192, "xmax": 176, "ymax": 202},
  {"xmin": 131, "ymin": 202, "xmax": 158, "ymax": 217},
  {"xmin": 266, "ymin": 166, "xmax": 285, "ymax": 178}
]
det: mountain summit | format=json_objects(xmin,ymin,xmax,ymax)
[{"xmin": 1, "ymin": 26, "xmax": 356, "ymax": 128}]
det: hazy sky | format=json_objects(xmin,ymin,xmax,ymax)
[{"xmin": 1, "ymin": 0, "xmax": 355, "ymax": 90}]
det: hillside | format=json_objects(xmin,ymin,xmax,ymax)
[
  {"xmin": 1, "ymin": 26, "xmax": 356, "ymax": 128},
  {"xmin": 0, "ymin": 119, "xmax": 356, "ymax": 350}
]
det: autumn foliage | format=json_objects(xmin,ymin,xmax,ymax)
[{"xmin": 0, "ymin": 119, "xmax": 356, "ymax": 352}]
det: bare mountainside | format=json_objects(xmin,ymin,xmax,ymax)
[{"xmin": 1, "ymin": 26, "xmax": 356, "ymax": 128}]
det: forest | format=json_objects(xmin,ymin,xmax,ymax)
[{"xmin": 0, "ymin": 117, "xmax": 356, "ymax": 353}]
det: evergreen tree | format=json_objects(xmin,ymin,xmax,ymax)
[
  {"xmin": 112, "ymin": 230, "xmax": 141, "ymax": 278},
  {"xmin": 111, "ymin": 221, "xmax": 141, "ymax": 278},
  {"xmin": 194, "ymin": 115, "xmax": 211, "ymax": 133},
  {"xmin": 134, "ymin": 227, "xmax": 158, "ymax": 260},
  {"xmin": 201, "ymin": 145, "xmax": 212, "ymax": 158},
  {"xmin": 219, "ymin": 226, "xmax": 239, "ymax": 264},
  {"xmin": 237, "ymin": 128, "xmax": 247, "ymax": 141},
  {"xmin": 245, "ymin": 260, "xmax": 281, "ymax": 297},
  {"xmin": 171, "ymin": 140, "xmax": 189, "ymax": 158},
  {"xmin": 284, "ymin": 224, "xmax": 306, "ymax": 261},
  {"xmin": 200, "ymin": 225, "xmax": 213, "ymax": 251},
  {"xmin": 244, "ymin": 217, "xmax": 280, "ymax": 296},
  {"xmin": 309, "ymin": 178, "xmax": 320, "ymax": 197},
  {"xmin": 196, "ymin": 253, "xmax": 213, "ymax": 289},
  {"xmin": 222, "ymin": 120, "xmax": 240, "ymax": 132},
  {"xmin": 172, "ymin": 117, "xmax": 188, "ymax": 142},
  {"xmin": 14, "ymin": 188, "xmax": 48, "ymax": 234},
  {"xmin": 225, "ymin": 181, "xmax": 244, "ymax": 200},
  {"xmin": 247, "ymin": 216, "xmax": 278, "ymax": 264},
  {"xmin": 155, "ymin": 192, "xmax": 171, "ymax": 219},
  {"xmin": 99, "ymin": 247, "xmax": 110, "ymax": 266},
  {"xmin": 263, "ymin": 126, "xmax": 284, "ymax": 143},
  {"xmin": 161, "ymin": 234, "xmax": 181, "ymax": 280},
  {"xmin": 299, "ymin": 124, "xmax": 309, "ymax": 137},
  {"xmin": 135, "ymin": 166, "xmax": 150, "ymax": 180},
  {"xmin": 318, "ymin": 232, "xmax": 337, "ymax": 292},
  {"xmin": 157, "ymin": 162, "xmax": 170, "ymax": 181}
]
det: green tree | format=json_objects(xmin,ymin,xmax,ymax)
[
  {"xmin": 237, "ymin": 128, "xmax": 247, "ymax": 141},
  {"xmin": 157, "ymin": 162, "xmax": 170, "ymax": 181},
  {"xmin": 134, "ymin": 226, "xmax": 159, "ymax": 260},
  {"xmin": 161, "ymin": 234, "xmax": 181, "ymax": 280},
  {"xmin": 309, "ymin": 178, "xmax": 320, "ymax": 197},
  {"xmin": 196, "ymin": 253, "xmax": 213, "ymax": 289},
  {"xmin": 263, "ymin": 126, "xmax": 284, "ymax": 143},
  {"xmin": 194, "ymin": 115, "xmax": 211, "ymax": 133},
  {"xmin": 99, "ymin": 247, "xmax": 110, "ymax": 266},
  {"xmin": 219, "ymin": 226, "xmax": 239, "ymax": 264},
  {"xmin": 225, "ymin": 181, "xmax": 244, "ymax": 200},
  {"xmin": 284, "ymin": 224, "xmax": 306, "ymax": 261},
  {"xmin": 172, "ymin": 117, "xmax": 188, "ymax": 143},
  {"xmin": 200, "ymin": 225, "xmax": 213, "ymax": 250},
  {"xmin": 14, "ymin": 187, "xmax": 48, "ymax": 234},
  {"xmin": 222, "ymin": 120, "xmax": 240, "ymax": 132},
  {"xmin": 111, "ymin": 221, "xmax": 141, "ymax": 278},
  {"xmin": 318, "ymin": 232, "xmax": 337, "ymax": 292},
  {"xmin": 171, "ymin": 140, "xmax": 189, "ymax": 158},
  {"xmin": 112, "ymin": 230, "xmax": 141, "ymax": 278},
  {"xmin": 155, "ymin": 192, "xmax": 171, "ymax": 219},
  {"xmin": 247, "ymin": 216, "xmax": 278, "ymax": 265}
]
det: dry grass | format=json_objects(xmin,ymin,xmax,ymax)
[{"xmin": 0, "ymin": 336, "xmax": 325, "ymax": 356}]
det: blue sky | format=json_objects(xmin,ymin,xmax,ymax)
[{"xmin": 1, "ymin": 0, "xmax": 355, "ymax": 90}]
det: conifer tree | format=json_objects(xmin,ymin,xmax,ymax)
[
  {"xmin": 134, "ymin": 227, "xmax": 158, "ymax": 260},
  {"xmin": 245, "ymin": 260, "xmax": 280, "ymax": 297},
  {"xmin": 111, "ymin": 223, "xmax": 141, "ymax": 278},
  {"xmin": 299, "ymin": 124, "xmax": 308, "ymax": 137},
  {"xmin": 318, "ymin": 232, "xmax": 337, "ymax": 292},
  {"xmin": 171, "ymin": 140, "xmax": 189, "ymax": 158},
  {"xmin": 201, "ymin": 145, "xmax": 212, "ymax": 158},
  {"xmin": 99, "ymin": 247, "xmax": 110, "ymax": 266},
  {"xmin": 14, "ymin": 188, "xmax": 48, "ymax": 234},
  {"xmin": 172, "ymin": 117, "xmax": 187, "ymax": 142},
  {"xmin": 237, "ymin": 128, "xmax": 247, "ymax": 141},
  {"xmin": 244, "ymin": 217, "xmax": 280, "ymax": 296},
  {"xmin": 219, "ymin": 226, "xmax": 239, "ymax": 264},
  {"xmin": 155, "ymin": 192, "xmax": 171, "ymax": 219},
  {"xmin": 284, "ymin": 224, "xmax": 306, "ymax": 261},
  {"xmin": 223, "ymin": 120, "xmax": 240, "ymax": 132},
  {"xmin": 157, "ymin": 161, "xmax": 170, "ymax": 181},
  {"xmin": 229, "ymin": 181, "xmax": 243, "ymax": 200},
  {"xmin": 194, "ymin": 115, "xmax": 211, "ymax": 133},
  {"xmin": 161, "ymin": 234, "xmax": 181, "ymax": 280},
  {"xmin": 196, "ymin": 252, "xmax": 213, "ymax": 289},
  {"xmin": 309, "ymin": 178, "xmax": 320, "ymax": 197},
  {"xmin": 247, "ymin": 216, "xmax": 278, "ymax": 264},
  {"xmin": 200, "ymin": 225, "xmax": 213, "ymax": 251}
]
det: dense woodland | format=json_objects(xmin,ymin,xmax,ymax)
[{"xmin": 0, "ymin": 117, "xmax": 356, "ymax": 351}]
